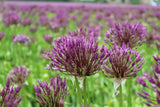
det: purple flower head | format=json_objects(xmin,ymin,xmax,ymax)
[
  {"xmin": 102, "ymin": 44, "xmax": 144, "ymax": 78},
  {"xmin": 13, "ymin": 34, "xmax": 31, "ymax": 45},
  {"xmin": 37, "ymin": 16, "xmax": 49, "ymax": 26},
  {"xmin": 21, "ymin": 18, "xmax": 32, "ymax": 26},
  {"xmin": 43, "ymin": 34, "xmax": 53, "ymax": 44},
  {"xmin": 9, "ymin": 65, "xmax": 31, "ymax": 85},
  {"xmin": 0, "ymin": 32, "xmax": 5, "ymax": 41},
  {"xmin": 70, "ymin": 15, "xmax": 77, "ymax": 21},
  {"xmin": 68, "ymin": 27, "xmax": 99, "ymax": 40},
  {"xmin": 0, "ymin": 77, "xmax": 22, "ymax": 107},
  {"xmin": 30, "ymin": 27, "xmax": 37, "ymax": 33},
  {"xmin": 33, "ymin": 75, "xmax": 68, "ymax": 106},
  {"xmin": 137, "ymin": 55, "xmax": 160, "ymax": 106},
  {"xmin": 2, "ymin": 10, "xmax": 21, "ymax": 26},
  {"xmin": 44, "ymin": 36, "xmax": 109, "ymax": 76},
  {"xmin": 146, "ymin": 30, "xmax": 160, "ymax": 44},
  {"xmin": 95, "ymin": 12, "xmax": 104, "ymax": 21},
  {"xmin": 54, "ymin": 8, "xmax": 68, "ymax": 28},
  {"xmin": 105, "ymin": 21, "xmax": 147, "ymax": 48}
]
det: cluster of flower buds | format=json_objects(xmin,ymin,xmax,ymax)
[
  {"xmin": 105, "ymin": 21, "xmax": 147, "ymax": 48},
  {"xmin": 44, "ymin": 36, "xmax": 109, "ymax": 76},
  {"xmin": 102, "ymin": 44, "xmax": 144, "ymax": 79},
  {"xmin": 9, "ymin": 65, "xmax": 31, "ymax": 85},
  {"xmin": 33, "ymin": 75, "xmax": 67, "ymax": 107},
  {"xmin": 0, "ymin": 77, "xmax": 22, "ymax": 107},
  {"xmin": 13, "ymin": 34, "xmax": 31, "ymax": 45},
  {"xmin": 137, "ymin": 55, "xmax": 160, "ymax": 106}
]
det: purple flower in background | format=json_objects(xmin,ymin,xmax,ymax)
[
  {"xmin": 105, "ymin": 21, "xmax": 147, "ymax": 48},
  {"xmin": 54, "ymin": 8, "xmax": 68, "ymax": 28},
  {"xmin": 146, "ymin": 30, "xmax": 160, "ymax": 44},
  {"xmin": 76, "ymin": 20, "xmax": 89, "ymax": 27},
  {"xmin": 68, "ymin": 27, "xmax": 99, "ymax": 40},
  {"xmin": 137, "ymin": 55, "xmax": 160, "ymax": 106},
  {"xmin": 21, "ymin": 18, "xmax": 32, "ymax": 26},
  {"xmin": 43, "ymin": 34, "xmax": 53, "ymax": 44},
  {"xmin": 44, "ymin": 36, "xmax": 108, "ymax": 76},
  {"xmin": 102, "ymin": 44, "xmax": 144, "ymax": 78},
  {"xmin": 95, "ymin": 12, "xmax": 104, "ymax": 21},
  {"xmin": 30, "ymin": 27, "xmax": 37, "ymax": 33},
  {"xmin": 9, "ymin": 65, "xmax": 31, "ymax": 85},
  {"xmin": 13, "ymin": 34, "xmax": 31, "ymax": 44},
  {"xmin": 0, "ymin": 32, "xmax": 5, "ymax": 41},
  {"xmin": 33, "ymin": 75, "xmax": 68, "ymax": 107},
  {"xmin": 0, "ymin": 77, "xmax": 22, "ymax": 107},
  {"xmin": 70, "ymin": 15, "xmax": 77, "ymax": 21},
  {"xmin": 2, "ymin": 10, "xmax": 21, "ymax": 26},
  {"xmin": 37, "ymin": 16, "xmax": 49, "ymax": 26}
]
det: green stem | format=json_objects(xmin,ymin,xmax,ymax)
[
  {"xmin": 83, "ymin": 77, "xmax": 87, "ymax": 106},
  {"xmin": 75, "ymin": 76, "xmax": 82, "ymax": 106},
  {"xmin": 127, "ymin": 79, "xmax": 132, "ymax": 107},
  {"xmin": 119, "ymin": 85, "xmax": 123, "ymax": 107}
]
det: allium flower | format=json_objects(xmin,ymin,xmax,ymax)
[
  {"xmin": 30, "ymin": 27, "xmax": 37, "ymax": 33},
  {"xmin": 54, "ymin": 9, "xmax": 68, "ymax": 28},
  {"xmin": 33, "ymin": 75, "xmax": 67, "ymax": 107},
  {"xmin": 102, "ymin": 44, "xmax": 144, "ymax": 78},
  {"xmin": 9, "ymin": 65, "xmax": 31, "ymax": 85},
  {"xmin": 44, "ymin": 36, "xmax": 108, "ymax": 76},
  {"xmin": 13, "ymin": 34, "xmax": 31, "ymax": 44},
  {"xmin": 21, "ymin": 18, "xmax": 32, "ymax": 26},
  {"xmin": 146, "ymin": 30, "xmax": 160, "ymax": 44},
  {"xmin": 0, "ymin": 77, "xmax": 22, "ymax": 107},
  {"xmin": 0, "ymin": 32, "xmax": 5, "ymax": 41},
  {"xmin": 137, "ymin": 55, "xmax": 160, "ymax": 106},
  {"xmin": 2, "ymin": 10, "xmax": 21, "ymax": 26},
  {"xmin": 105, "ymin": 21, "xmax": 147, "ymax": 48},
  {"xmin": 70, "ymin": 15, "xmax": 77, "ymax": 21},
  {"xmin": 68, "ymin": 27, "xmax": 98, "ymax": 40},
  {"xmin": 43, "ymin": 34, "xmax": 53, "ymax": 44},
  {"xmin": 37, "ymin": 16, "xmax": 49, "ymax": 26}
]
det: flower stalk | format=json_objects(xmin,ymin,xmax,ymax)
[{"xmin": 119, "ymin": 84, "xmax": 123, "ymax": 107}]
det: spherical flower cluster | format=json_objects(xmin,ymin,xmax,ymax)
[
  {"xmin": 0, "ymin": 77, "xmax": 22, "ymax": 107},
  {"xmin": 33, "ymin": 75, "xmax": 67, "ymax": 106},
  {"xmin": 146, "ymin": 30, "xmax": 160, "ymax": 44},
  {"xmin": 105, "ymin": 21, "xmax": 147, "ymax": 48},
  {"xmin": 13, "ymin": 34, "xmax": 31, "ymax": 44},
  {"xmin": 68, "ymin": 27, "xmax": 99, "ymax": 40},
  {"xmin": 9, "ymin": 65, "xmax": 31, "ymax": 85},
  {"xmin": 21, "ymin": 18, "xmax": 32, "ymax": 26},
  {"xmin": 44, "ymin": 36, "xmax": 108, "ymax": 76},
  {"xmin": 137, "ymin": 55, "xmax": 160, "ymax": 106},
  {"xmin": 43, "ymin": 34, "xmax": 53, "ymax": 44},
  {"xmin": 102, "ymin": 44, "xmax": 144, "ymax": 78},
  {"xmin": 2, "ymin": 10, "xmax": 21, "ymax": 26},
  {"xmin": 54, "ymin": 9, "xmax": 68, "ymax": 28}
]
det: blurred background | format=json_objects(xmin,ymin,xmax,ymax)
[{"xmin": 2, "ymin": 0, "xmax": 160, "ymax": 6}]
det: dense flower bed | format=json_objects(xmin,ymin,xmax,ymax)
[{"xmin": 0, "ymin": 2, "xmax": 160, "ymax": 107}]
